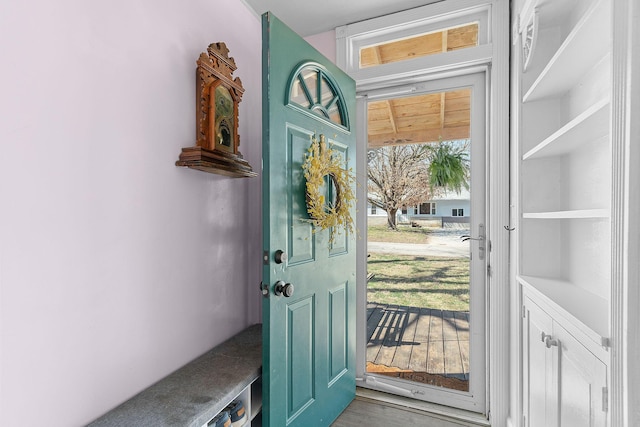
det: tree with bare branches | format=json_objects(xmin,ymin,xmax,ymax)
[{"xmin": 367, "ymin": 141, "xmax": 469, "ymax": 230}]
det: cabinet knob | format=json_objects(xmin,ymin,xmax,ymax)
[
  {"xmin": 544, "ymin": 335, "xmax": 559, "ymax": 348},
  {"xmin": 541, "ymin": 332, "xmax": 559, "ymax": 348},
  {"xmin": 545, "ymin": 337, "xmax": 559, "ymax": 348}
]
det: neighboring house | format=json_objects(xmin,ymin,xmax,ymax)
[{"xmin": 367, "ymin": 188, "xmax": 470, "ymax": 223}]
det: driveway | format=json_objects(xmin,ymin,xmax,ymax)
[{"xmin": 367, "ymin": 228, "xmax": 470, "ymax": 258}]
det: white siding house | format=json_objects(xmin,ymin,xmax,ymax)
[{"xmin": 368, "ymin": 188, "xmax": 470, "ymax": 224}]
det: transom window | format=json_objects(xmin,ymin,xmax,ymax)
[
  {"xmin": 359, "ymin": 22, "xmax": 479, "ymax": 69},
  {"xmin": 287, "ymin": 62, "xmax": 348, "ymax": 128}
]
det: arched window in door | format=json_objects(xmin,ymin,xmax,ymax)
[{"xmin": 286, "ymin": 62, "xmax": 350, "ymax": 130}]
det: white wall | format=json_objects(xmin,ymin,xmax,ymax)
[{"xmin": 0, "ymin": 0, "xmax": 262, "ymax": 425}]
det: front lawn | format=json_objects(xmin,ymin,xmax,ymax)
[{"xmin": 367, "ymin": 253, "xmax": 470, "ymax": 311}]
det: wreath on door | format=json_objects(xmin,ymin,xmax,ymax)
[{"xmin": 302, "ymin": 134, "xmax": 356, "ymax": 243}]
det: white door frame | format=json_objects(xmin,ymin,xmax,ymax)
[
  {"xmin": 357, "ymin": 72, "xmax": 488, "ymax": 413},
  {"xmin": 337, "ymin": 0, "xmax": 510, "ymax": 423}
]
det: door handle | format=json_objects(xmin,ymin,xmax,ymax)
[
  {"xmin": 274, "ymin": 280, "xmax": 294, "ymax": 297},
  {"xmin": 460, "ymin": 224, "xmax": 485, "ymax": 260}
]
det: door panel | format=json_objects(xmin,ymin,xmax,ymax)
[
  {"xmin": 287, "ymin": 297, "xmax": 315, "ymax": 419},
  {"xmin": 524, "ymin": 297, "xmax": 555, "ymax": 427},
  {"xmin": 262, "ymin": 12, "xmax": 357, "ymax": 427},
  {"xmin": 329, "ymin": 284, "xmax": 348, "ymax": 382},
  {"xmin": 555, "ymin": 323, "xmax": 607, "ymax": 427},
  {"xmin": 286, "ymin": 125, "xmax": 316, "ymax": 265}
]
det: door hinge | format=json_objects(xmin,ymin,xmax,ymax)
[
  {"xmin": 602, "ymin": 387, "xmax": 608, "ymax": 412},
  {"xmin": 522, "ymin": 304, "xmax": 527, "ymax": 318},
  {"xmin": 487, "ymin": 264, "xmax": 492, "ymax": 277},
  {"xmin": 523, "ymin": 414, "xmax": 526, "ymax": 426}
]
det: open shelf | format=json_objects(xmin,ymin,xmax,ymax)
[
  {"xmin": 522, "ymin": 0, "xmax": 611, "ymax": 103},
  {"xmin": 522, "ymin": 98, "xmax": 609, "ymax": 160},
  {"xmin": 522, "ymin": 209, "xmax": 609, "ymax": 219},
  {"xmin": 518, "ymin": 275, "xmax": 609, "ymax": 347},
  {"xmin": 250, "ymin": 377, "xmax": 262, "ymax": 422}
]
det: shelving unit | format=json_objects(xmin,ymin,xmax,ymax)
[
  {"xmin": 522, "ymin": 0, "xmax": 611, "ymax": 103},
  {"xmin": 522, "ymin": 209, "xmax": 609, "ymax": 219},
  {"xmin": 515, "ymin": 0, "xmax": 613, "ymax": 424},
  {"xmin": 518, "ymin": 275, "xmax": 609, "ymax": 350},
  {"xmin": 522, "ymin": 97, "xmax": 609, "ymax": 160},
  {"xmin": 517, "ymin": 0, "xmax": 612, "ymax": 328}
]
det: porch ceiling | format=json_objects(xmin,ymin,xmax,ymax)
[{"xmin": 364, "ymin": 24, "xmax": 477, "ymax": 148}]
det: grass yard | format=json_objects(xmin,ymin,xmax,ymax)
[
  {"xmin": 367, "ymin": 224, "xmax": 431, "ymax": 244},
  {"xmin": 367, "ymin": 253, "xmax": 470, "ymax": 311}
]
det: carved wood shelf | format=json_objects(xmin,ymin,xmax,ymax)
[{"xmin": 176, "ymin": 146, "xmax": 257, "ymax": 178}]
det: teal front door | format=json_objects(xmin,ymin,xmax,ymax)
[{"xmin": 261, "ymin": 13, "xmax": 357, "ymax": 427}]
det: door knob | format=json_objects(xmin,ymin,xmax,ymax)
[
  {"xmin": 274, "ymin": 280, "xmax": 294, "ymax": 297},
  {"xmin": 274, "ymin": 250, "xmax": 287, "ymax": 264}
]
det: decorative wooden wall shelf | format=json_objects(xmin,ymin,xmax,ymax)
[{"xmin": 176, "ymin": 42, "xmax": 256, "ymax": 178}]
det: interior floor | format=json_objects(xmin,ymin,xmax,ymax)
[{"xmin": 332, "ymin": 390, "xmax": 489, "ymax": 427}]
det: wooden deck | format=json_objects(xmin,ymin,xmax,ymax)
[{"xmin": 366, "ymin": 303, "xmax": 470, "ymax": 383}]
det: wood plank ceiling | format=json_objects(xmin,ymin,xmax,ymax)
[{"xmin": 363, "ymin": 23, "xmax": 478, "ymax": 148}]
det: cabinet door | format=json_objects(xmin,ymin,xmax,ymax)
[
  {"xmin": 555, "ymin": 324, "xmax": 608, "ymax": 427},
  {"xmin": 523, "ymin": 298, "xmax": 555, "ymax": 427}
]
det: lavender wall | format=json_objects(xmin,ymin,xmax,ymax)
[
  {"xmin": 0, "ymin": 0, "xmax": 262, "ymax": 425},
  {"xmin": 305, "ymin": 30, "xmax": 337, "ymax": 64}
]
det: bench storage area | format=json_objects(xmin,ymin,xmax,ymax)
[{"xmin": 89, "ymin": 324, "xmax": 262, "ymax": 427}]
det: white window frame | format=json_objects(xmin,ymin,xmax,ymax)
[
  {"xmin": 337, "ymin": 0, "xmax": 510, "ymax": 424},
  {"xmin": 337, "ymin": 0, "xmax": 494, "ymax": 92}
]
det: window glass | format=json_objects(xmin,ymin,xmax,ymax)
[
  {"xmin": 287, "ymin": 64, "xmax": 347, "ymax": 128},
  {"xmin": 419, "ymin": 202, "xmax": 436, "ymax": 215},
  {"xmin": 359, "ymin": 23, "xmax": 478, "ymax": 69}
]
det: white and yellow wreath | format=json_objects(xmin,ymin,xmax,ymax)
[{"xmin": 302, "ymin": 134, "xmax": 356, "ymax": 243}]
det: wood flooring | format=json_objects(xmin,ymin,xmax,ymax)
[
  {"xmin": 366, "ymin": 303, "xmax": 470, "ymax": 385},
  {"xmin": 331, "ymin": 395, "xmax": 484, "ymax": 427}
]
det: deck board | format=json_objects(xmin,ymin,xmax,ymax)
[{"xmin": 366, "ymin": 303, "xmax": 470, "ymax": 384}]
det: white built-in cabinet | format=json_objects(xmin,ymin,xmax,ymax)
[{"xmin": 514, "ymin": 0, "xmax": 612, "ymax": 425}]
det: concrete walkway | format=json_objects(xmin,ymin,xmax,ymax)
[{"xmin": 367, "ymin": 228, "xmax": 470, "ymax": 258}]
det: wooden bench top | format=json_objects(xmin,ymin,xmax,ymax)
[{"xmin": 89, "ymin": 324, "xmax": 262, "ymax": 427}]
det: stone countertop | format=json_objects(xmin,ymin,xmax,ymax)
[{"xmin": 88, "ymin": 324, "xmax": 262, "ymax": 427}]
